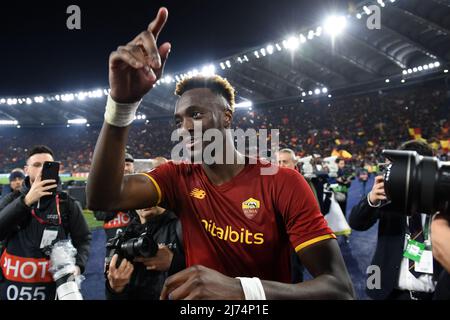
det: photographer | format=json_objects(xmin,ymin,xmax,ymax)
[
  {"xmin": 0, "ymin": 145, "xmax": 91, "ymax": 300},
  {"xmin": 105, "ymin": 206, "xmax": 185, "ymax": 300},
  {"xmin": 335, "ymin": 158, "xmax": 353, "ymax": 217},
  {"xmin": 349, "ymin": 140, "xmax": 444, "ymax": 300}
]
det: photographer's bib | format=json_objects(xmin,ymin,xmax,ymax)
[{"xmin": 0, "ymin": 196, "xmax": 67, "ymax": 300}]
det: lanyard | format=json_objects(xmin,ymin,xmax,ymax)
[
  {"xmin": 406, "ymin": 214, "xmax": 431, "ymax": 242},
  {"xmin": 31, "ymin": 194, "xmax": 62, "ymax": 226}
]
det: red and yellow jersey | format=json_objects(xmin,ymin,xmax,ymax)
[{"xmin": 143, "ymin": 160, "xmax": 335, "ymax": 283}]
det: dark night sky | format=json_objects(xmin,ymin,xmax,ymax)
[{"xmin": 0, "ymin": 0, "xmax": 349, "ymax": 96}]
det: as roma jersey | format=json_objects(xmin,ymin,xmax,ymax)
[{"xmin": 144, "ymin": 160, "xmax": 335, "ymax": 283}]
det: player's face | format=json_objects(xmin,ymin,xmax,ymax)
[
  {"xmin": 24, "ymin": 153, "xmax": 54, "ymax": 184},
  {"xmin": 174, "ymin": 88, "xmax": 228, "ymax": 161},
  {"xmin": 277, "ymin": 152, "xmax": 296, "ymax": 170}
]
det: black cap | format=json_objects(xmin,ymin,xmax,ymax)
[
  {"xmin": 9, "ymin": 171, "xmax": 25, "ymax": 182},
  {"xmin": 125, "ymin": 153, "xmax": 134, "ymax": 163}
]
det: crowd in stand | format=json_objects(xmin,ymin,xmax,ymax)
[{"xmin": 1, "ymin": 84, "xmax": 449, "ymax": 174}]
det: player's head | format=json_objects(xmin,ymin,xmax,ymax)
[
  {"xmin": 174, "ymin": 75, "xmax": 236, "ymax": 160},
  {"xmin": 276, "ymin": 149, "xmax": 297, "ymax": 170},
  {"xmin": 25, "ymin": 145, "xmax": 54, "ymax": 183},
  {"xmin": 124, "ymin": 152, "xmax": 135, "ymax": 175}
]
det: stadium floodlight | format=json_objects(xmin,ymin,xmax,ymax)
[
  {"xmin": 243, "ymin": 55, "xmax": 249, "ymax": 62},
  {"xmin": 26, "ymin": 98, "xmax": 32, "ymax": 105},
  {"xmin": 77, "ymin": 92, "xmax": 86, "ymax": 101},
  {"xmin": 324, "ymin": 15, "xmax": 347, "ymax": 37},
  {"xmin": 308, "ymin": 90, "xmax": 313, "ymax": 96},
  {"xmin": 266, "ymin": 45, "xmax": 274, "ymax": 55},
  {"xmin": 0, "ymin": 98, "xmax": 5, "ymax": 104},
  {"xmin": 164, "ymin": 75, "xmax": 174, "ymax": 83},
  {"xmin": 34, "ymin": 96, "xmax": 44, "ymax": 103},
  {"xmin": 418, "ymin": 66, "xmax": 423, "ymax": 71},
  {"xmin": 299, "ymin": 34, "xmax": 306, "ymax": 43},
  {"xmin": 363, "ymin": 6, "xmax": 371, "ymax": 15},
  {"xmin": 301, "ymin": 92, "xmax": 306, "ymax": 97},
  {"xmin": 322, "ymin": 87, "xmax": 328, "ymax": 94},
  {"xmin": 307, "ymin": 30, "xmax": 315, "ymax": 40},
  {"xmin": 428, "ymin": 63, "xmax": 434, "ymax": 69},
  {"xmin": 175, "ymin": 75, "xmax": 181, "ymax": 82},
  {"xmin": 68, "ymin": 118, "xmax": 87, "ymax": 125},
  {"xmin": 356, "ymin": 13, "xmax": 362, "ymax": 19},
  {"xmin": 237, "ymin": 57, "xmax": 243, "ymax": 63},
  {"xmin": 86, "ymin": 123, "xmax": 90, "ymax": 127},
  {"xmin": 377, "ymin": 0, "xmax": 385, "ymax": 7},
  {"xmin": 225, "ymin": 60, "xmax": 231, "ymax": 68},
  {"xmin": 235, "ymin": 100, "xmax": 253, "ymax": 109},
  {"xmin": 314, "ymin": 88, "xmax": 321, "ymax": 95},
  {"xmin": 301, "ymin": 99, "xmax": 304, "ymax": 103},
  {"xmin": 402, "ymin": 70, "xmax": 408, "ymax": 75},
  {"xmin": 315, "ymin": 26, "xmax": 322, "ymax": 37},
  {"xmin": 423, "ymin": 64, "xmax": 429, "ymax": 70},
  {"xmin": 41, "ymin": 123, "xmax": 44, "ymax": 126},
  {"xmin": 260, "ymin": 48, "xmax": 266, "ymax": 56},
  {"xmin": 401, "ymin": 79, "xmax": 405, "ymax": 83},
  {"xmin": 445, "ymin": 69, "xmax": 449, "ymax": 73},
  {"xmin": 0, "ymin": 120, "xmax": 18, "ymax": 126},
  {"xmin": 328, "ymin": 94, "xmax": 332, "ymax": 98},
  {"xmin": 413, "ymin": 67, "xmax": 418, "ymax": 72},
  {"xmin": 201, "ymin": 65, "xmax": 216, "ymax": 76},
  {"xmin": 16, "ymin": 125, "xmax": 21, "ymax": 129},
  {"xmin": 434, "ymin": 61, "xmax": 440, "ymax": 68},
  {"xmin": 407, "ymin": 69, "xmax": 413, "ymax": 74},
  {"xmin": 385, "ymin": 79, "xmax": 390, "ymax": 83},
  {"xmin": 103, "ymin": 89, "xmax": 109, "ymax": 96},
  {"xmin": 254, "ymin": 50, "xmax": 260, "ymax": 58},
  {"xmin": 220, "ymin": 62, "xmax": 226, "ymax": 70},
  {"xmin": 283, "ymin": 36, "xmax": 300, "ymax": 50}
]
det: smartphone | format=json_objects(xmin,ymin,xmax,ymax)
[{"xmin": 41, "ymin": 161, "xmax": 60, "ymax": 195}]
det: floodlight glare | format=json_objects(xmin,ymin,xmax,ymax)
[{"xmin": 324, "ymin": 15, "xmax": 347, "ymax": 37}]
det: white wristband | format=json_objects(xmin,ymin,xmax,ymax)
[
  {"xmin": 104, "ymin": 94, "xmax": 141, "ymax": 127},
  {"xmin": 236, "ymin": 277, "xmax": 266, "ymax": 300}
]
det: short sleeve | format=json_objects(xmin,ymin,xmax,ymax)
[
  {"xmin": 274, "ymin": 168, "xmax": 336, "ymax": 253},
  {"xmin": 141, "ymin": 162, "xmax": 179, "ymax": 212}
]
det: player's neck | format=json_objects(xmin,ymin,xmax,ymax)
[{"xmin": 202, "ymin": 151, "xmax": 246, "ymax": 186}]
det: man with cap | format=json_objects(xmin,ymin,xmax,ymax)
[{"xmin": 1, "ymin": 169, "xmax": 26, "ymax": 199}]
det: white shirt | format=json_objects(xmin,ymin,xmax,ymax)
[
  {"xmin": 366, "ymin": 195, "xmax": 436, "ymax": 292},
  {"xmin": 396, "ymin": 214, "xmax": 436, "ymax": 292}
]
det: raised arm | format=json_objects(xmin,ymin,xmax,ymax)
[{"xmin": 86, "ymin": 8, "xmax": 171, "ymax": 211}]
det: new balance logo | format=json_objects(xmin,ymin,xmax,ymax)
[{"xmin": 190, "ymin": 188, "xmax": 206, "ymax": 200}]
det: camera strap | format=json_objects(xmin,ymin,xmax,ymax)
[{"xmin": 31, "ymin": 195, "xmax": 62, "ymax": 226}]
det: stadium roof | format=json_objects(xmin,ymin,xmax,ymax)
[{"xmin": 1, "ymin": 0, "xmax": 450, "ymax": 126}]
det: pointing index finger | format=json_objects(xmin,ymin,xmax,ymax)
[{"xmin": 148, "ymin": 7, "xmax": 168, "ymax": 40}]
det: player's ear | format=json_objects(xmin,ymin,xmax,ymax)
[{"xmin": 223, "ymin": 109, "xmax": 233, "ymax": 129}]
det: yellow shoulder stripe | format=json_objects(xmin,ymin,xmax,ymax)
[
  {"xmin": 139, "ymin": 173, "xmax": 162, "ymax": 206},
  {"xmin": 295, "ymin": 234, "xmax": 336, "ymax": 253}
]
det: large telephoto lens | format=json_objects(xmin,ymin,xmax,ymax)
[
  {"xmin": 121, "ymin": 235, "xmax": 157, "ymax": 258},
  {"xmin": 382, "ymin": 150, "xmax": 450, "ymax": 215}
]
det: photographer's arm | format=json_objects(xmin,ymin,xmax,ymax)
[
  {"xmin": 68, "ymin": 199, "xmax": 92, "ymax": 273},
  {"xmin": 348, "ymin": 176, "xmax": 384, "ymax": 231}
]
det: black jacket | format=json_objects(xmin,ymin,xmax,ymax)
[
  {"xmin": 0, "ymin": 177, "xmax": 91, "ymax": 300},
  {"xmin": 105, "ymin": 210, "xmax": 185, "ymax": 300},
  {"xmin": 349, "ymin": 197, "xmax": 443, "ymax": 300}
]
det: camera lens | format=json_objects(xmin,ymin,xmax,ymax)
[
  {"xmin": 382, "ymin": 150, "xmax": 450, "ymax": 215},
  {"xmin": 121, "ymin": 235, "xmax": 156, "ymax": 258}
]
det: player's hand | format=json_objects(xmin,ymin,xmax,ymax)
[
  {"xmin": 134, "ymin": 245, "xmax": 174, "ymax": 271},
  {"xmin": 368, "ymin": 175, "xmax": 386, "ymax": 205},
  {"xmin": 109, "ymin": 7, "xmax": 171, "ymax": 103},
  {"xmin": 160, "ymin": 265, "xmax": 245, "ymax": 300},
  {"xmin": 431, "ymin": 213, "xmax": 450, "ymax": 273},
  {"xmin": 24, "ymin": 175, "xmax": 57, "ymax": 207},
  {"xmin": 107, "ymin": 254, "xmax": 134, "ymax": 293}
]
